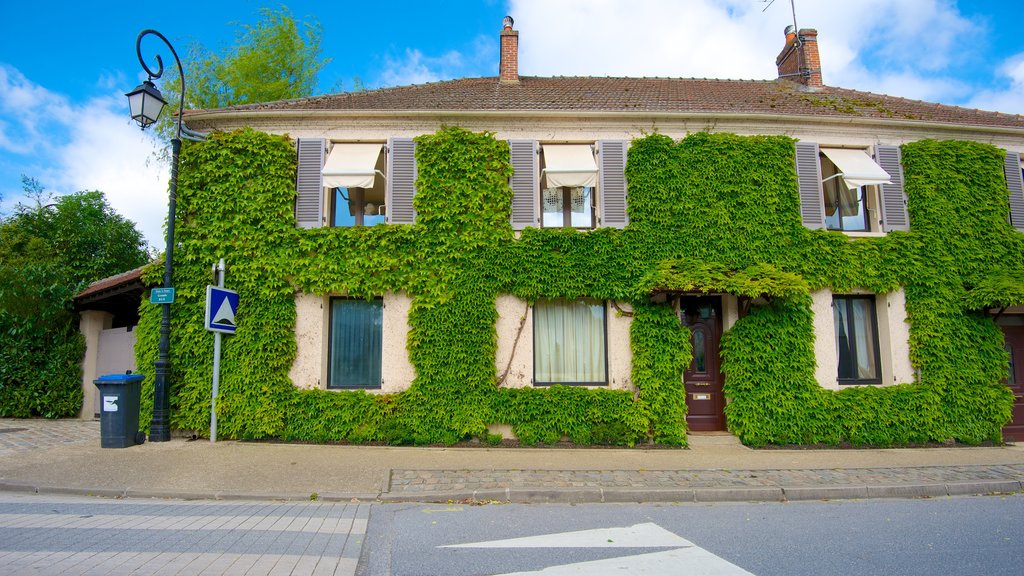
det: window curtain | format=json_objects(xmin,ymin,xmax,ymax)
[
  {"xmin": 834, "ymin": 297, "xmax": 879, "ymax": 381},
  {"xmin": 849, "ymin": 299, "xmax": 878, "ymax": 379},
  {"xmin": 535, "ymin": 298, "xmax": 606, "ymax": 383},
  {"xmin": 328, "ymin": 299, "xmax": 383, "ymax": 388}
]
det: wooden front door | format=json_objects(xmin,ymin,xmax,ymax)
[
  {"xmin": 1001, "ymin": 325, "xmax": 1024, "ymax": 441},
  {"xmin": 680, "ymin": 297, "xmax": 726, "ymax": 431}
]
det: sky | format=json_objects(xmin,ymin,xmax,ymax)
[{"xmin": 1, "ymin": 0, "xmax": 1021, "ymax": 247}]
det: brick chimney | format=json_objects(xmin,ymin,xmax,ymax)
[
  {"xmin": 776, "ymin": 26, "xmax": 822, "ymax": 88},
  {"xmin": 499, "ymin": 16, "xmax": 519, "ymax": 83}
]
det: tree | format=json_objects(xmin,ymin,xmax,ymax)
[
  {"xmin": 153, "ymin": 6, "xmax": 328, "ymax": 140},
  {"xmin": 0, "ymin": 186, "xmax": 149, "ymax": 417}
]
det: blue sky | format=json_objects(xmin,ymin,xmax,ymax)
[{"xmin": 1, "ymin": 0, "xmax": 1021, "ymax": 246}]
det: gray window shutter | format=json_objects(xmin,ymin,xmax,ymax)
[
  {"xmin": 1005, "ymin": 152, "xmax": 1024, "ymax": 231},
  {"xmin": 795, "ymin": 141, "xmax": 825, "ymax": 229},
  {"xmin": 598, "ymin": 140, "xmax": 629, "ymax": 229},
  {"xmin": 876, "ymin": 145, "xmax": 909, "ymax": 231},
  {"xmin": 509, "ymin": 140, "xmax": 538, "ymax": 230},
  {"xmin": 387, "ymin": 137, "xmax": 417, "ymax": 224},
  {"xmin": 295, "ymin": 138, "xmax": 324, "ymax": 228}
]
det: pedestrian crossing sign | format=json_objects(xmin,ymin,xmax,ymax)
[{"xmin": 205, "ymin": 286, "xmax": 239, "ymax": 334}]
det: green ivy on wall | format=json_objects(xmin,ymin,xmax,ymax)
[{"xmin": 136, "ymin": 127, "xmax": 1019, "ymax": 448}]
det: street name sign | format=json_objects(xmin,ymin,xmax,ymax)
[{"xmin": 150, "ymin": 287, "xmax": 175, "ymax": 304}]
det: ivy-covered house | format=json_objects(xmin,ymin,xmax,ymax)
[{"xmin": 157, "ymin": 19, "xmax": 1024, "ymax": 446}]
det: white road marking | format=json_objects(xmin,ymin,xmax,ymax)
[
  {"xmin": 494, "ymin": 547, "xmax": 755, "ymax": 575},
  {"xmin": 442, "ymin": 522, "xmax": 692, "ymax": 548},
  {"xmin": 441, "ymin": 522, "xmax": 756, "ymax": 575}
]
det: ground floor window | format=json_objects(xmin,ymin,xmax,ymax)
[
  {"xmin": 534, "ymin": 298, "xmax": 607, "ymax": 385},
  {"xmin": 327, "ymin": 297, "xmax": 382, "ymax": 389},
  {"xmin": 833, "ymin": 295, "xmax": 881, "ymax": 384}
]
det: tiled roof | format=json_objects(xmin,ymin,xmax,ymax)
[
  {"xmin": 191, "ymin": 76, "xmax": 1024, "ymax": 130},
  {"xmin": 74, "ymin": 265, "xmax": 148, "ymax": 301}
]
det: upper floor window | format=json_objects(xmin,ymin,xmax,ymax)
[
  {"xmin": 820, "ymin": 152, "xmax": 871, "ymax": 231},
  {"xmin": 1004, "ymin": 151, "xmax": 1024, "ymax": 232},
  {"xmin": 819, "ymin": 148, "xmax": 890, "ymax": 232},
  {"xmin": 510, "ymin": 140, "xmax": 628, "ymax": 230},
  {"xmin": 294, "ymin": 138, "xmax": 417, "ymax": 229},
  {"xmin": 795, "ymin": 142, "xmax": 908, "ymax": 233},
  {"xmin": 324, "ymin": 143, "xmax": 387, "ymax": 227},
  {"xmin": 833, "ymin": 295, "xmax": 882, "ymax": 385},
  {"xmin": 540, "ymin": 145, "xmax": 598, "ymax": 229}
]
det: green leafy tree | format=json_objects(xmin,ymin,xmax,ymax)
[
  {"xmin": 0, "ymin": 185, "xmax": 149, "ymax": 417},
  {"xmin": 153, "ymin": 6, "xmax": 328, "ymax": 141}
]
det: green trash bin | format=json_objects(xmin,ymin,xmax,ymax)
[{"xmin": 93, "ymin": 373, "xmax": 146, "ymax": 448}]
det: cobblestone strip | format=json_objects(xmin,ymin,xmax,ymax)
[
  {"xmin": 387, "ymin": 464, "xmax": 1024, "ymax": 494},
  {"xmin": 0, "ymin": 418, "xmax": 100, "ymax": 455}
]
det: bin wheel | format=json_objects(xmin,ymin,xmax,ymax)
[{"xmin": 135, "ymin": 431, "xmax": 147, "ymax": 445}]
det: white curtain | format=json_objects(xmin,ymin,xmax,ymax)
[{"xmin": 535, "ymin": 298, "xmax": 606, "ymax": 384}]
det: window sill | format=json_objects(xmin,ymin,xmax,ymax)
[
  {"xmin": 837, "ymin": 380, "xmax": 882, "ymax": 386},
  {"xmin": 834, "ymin": 230, "xmax": 886, "ymax": 238}
]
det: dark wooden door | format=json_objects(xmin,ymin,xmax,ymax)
[
  {"xmin": 1001, "ymin": 326, "xmax": 1024, "ymax": 441},
  {"xmin": 681, "ymin": 297, "xmax": 725, "ymax": 431}
]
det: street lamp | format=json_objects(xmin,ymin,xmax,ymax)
[{"xmin": 126, "ymin": 29, "xmax": 184, "ymax": 442}]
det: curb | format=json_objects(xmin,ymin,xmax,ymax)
[
  {"xmin": 373, "ymin": 480, "xmax": 1024, "ymax": 504},
  {"xmin": 3, "ymin": 480, "xmax": 1022, "ymax": 504}
]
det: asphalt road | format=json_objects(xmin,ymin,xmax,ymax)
[{"xmin": 359, "ymin": 495, "xmax": 1024, "ymax": 575}]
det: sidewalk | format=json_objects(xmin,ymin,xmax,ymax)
[{"xmin": 2, "ymin": 419, "xmax": 1024, "ymax": 504}]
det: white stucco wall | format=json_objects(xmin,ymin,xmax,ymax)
[
  {"xmin": 289, "ymin": 291, "xmax": 415, "ymax": 392},
  {"xmin": 78, "ymin": 310, "xmax": 112, "ymax": 419},
  {"xmin": 290, "ymin": 293, "xmax": 323, "ymax": 389},
  {"xmin": 495, "ymin": 295, "xmax": 633, "ymax": 390},
  {"xmin": 812, "ymin": 287, "xmax": 914, "ymax": 390},
  {"xmin": 380, "ymin": 293, "xmax": 416, "ymax": 393}
]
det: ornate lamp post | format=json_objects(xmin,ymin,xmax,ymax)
[{"xmin": 125, "ymin": 29, "xmax": 184, "ymax": 442}]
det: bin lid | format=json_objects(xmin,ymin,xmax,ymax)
[{"xmin": 94, "ymin": 373, "xmax": 145, "ymax": 383}]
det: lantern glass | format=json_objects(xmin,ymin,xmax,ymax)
[{"xmin": 125, "ymin": 80, "xmax": 168, "ymax": 129}]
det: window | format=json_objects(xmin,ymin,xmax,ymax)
[
  {"xmin": 833, "ymin": 295, "xmax": 882, "ymax": 384},
  {"xmin": 542, "ymin": 186, "xmax": 594, "ymax": 228},
  {"xmin": 509, "ymin": 140, "xmax": 628, "ymax": 230},
  {"xmin": 324, "ymin": 143, "xmax": 387, "ymax": 227},
  {"xmin": 327, "ymin": 298, "xmax": 382, "ymax": 389},
  {"xmin": 533, "ymin": 298, "xmax": 607, "ymax": 385},
  {"xmin": 820, "ymin": 153, "xmax": 871, "ymax": 231},
  {"xmin": 332, "ymin": 188, "xmax": 386, "ymax": 227},
  {"xmin": 540, "ymin": 144, "xmax": 598, "ymax": 229},
  {"xmin": 795, "ymin": 142, "xmax": 907, "ymax": 232},
  {"xmin": 818, "ymin": 148, "xmax": 892, "ymax": 232},
  {"xmin": 1004, "ymin": 152, "xmax": 1024, "ymax": 231}
]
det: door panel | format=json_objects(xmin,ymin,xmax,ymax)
[
  {"xmin": 681, "ymin": 297, "xmax": 725, "ymax": 431},
  {"xmin": 1002, "ymin": 326, "xmax": 1024, "ymax": 441}
]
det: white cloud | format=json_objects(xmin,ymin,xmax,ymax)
[
  {"xmin": 505, "ymin": 0, "xmax": 1001, "ymax": 110},
  {"xmin": 374, "ymin": 35, "xmax": 497, "ymax": 88},
  {"xmin": 51, "ymin": 95, "xmax": 170, "ymax": 248},
  {"xmin": 0, "ymin": 65, "xmax": 74, "ymax": 154},
  {"xmin": 0, "ymin": 65, "xmax": 168, "ymax": 247},
  {"xmin": 966, "ymin": 53, "xmax": 1024, "ymax": 114}
]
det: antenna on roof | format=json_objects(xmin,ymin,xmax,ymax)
[{"xmin": 761, "ymin": 0, "xmax": 799, "ymax": 33}]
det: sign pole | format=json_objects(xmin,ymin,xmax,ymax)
[{"xmin": 211, "ymin": 258, "xmax": 225, "ymax": 443}]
